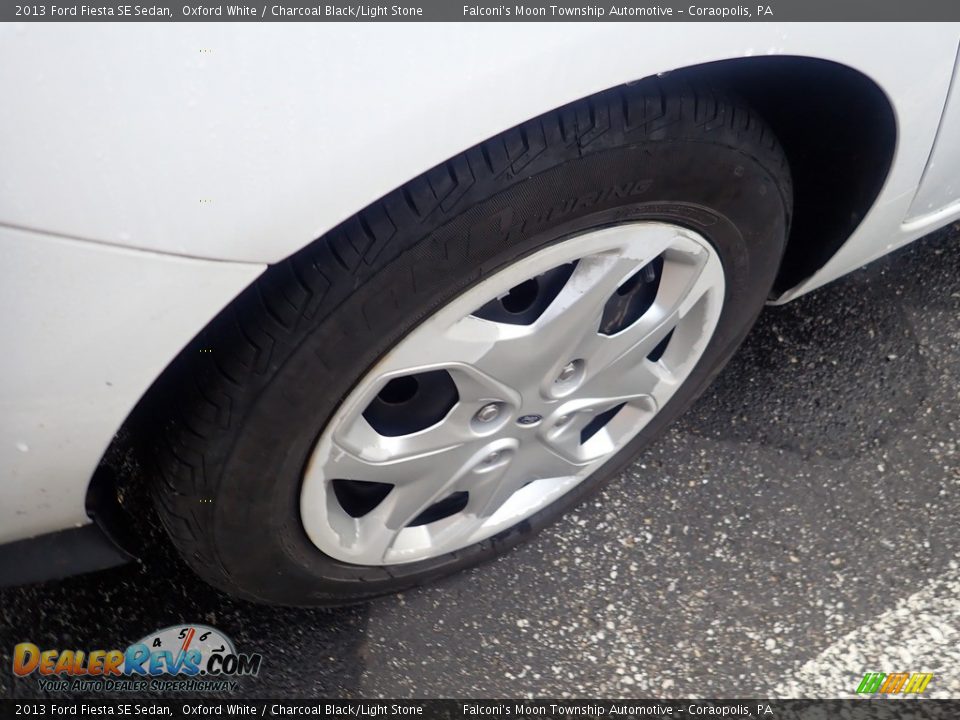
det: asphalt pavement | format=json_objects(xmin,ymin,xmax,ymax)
[{"xmin": 2, "ymin": 222, "xmax": 958, "ymax": 700}]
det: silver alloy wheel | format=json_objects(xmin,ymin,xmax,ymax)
[{"xmin": 301, "ymin": 222, "xmax": 725, "ymax": 565}]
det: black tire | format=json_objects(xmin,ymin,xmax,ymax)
[{"xmin": 150, "ymin": 79, "xmax": 792, "ymax": 606}]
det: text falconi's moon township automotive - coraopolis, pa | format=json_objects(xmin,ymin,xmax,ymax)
[
  {"xmin": 464, "ymin": 4, "xmax": 675, "ymax": 16},
  {"xmin": 462, "ymin": 5, "xmax": 762, "ymax": 17}
]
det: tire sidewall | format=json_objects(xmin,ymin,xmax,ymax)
[{"xmin": 212, "ymin": 140, "xmax": 788, "ymax": 604}]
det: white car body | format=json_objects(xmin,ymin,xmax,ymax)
[{"xmin": 1, "ymin": 23, "xmax": 959, "ymax": 565}]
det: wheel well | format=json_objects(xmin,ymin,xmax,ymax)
[
  {"xmin": 86, "ymin": 56, "xmax": 897, "ymax": 549},
  {"xmin": 676, "ymin": 56, "xmax": 896, "ymax": 295}
]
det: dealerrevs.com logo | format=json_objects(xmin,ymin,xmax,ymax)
[{"xmin": 13, "ymin": 624, "xmax": 262, "ymax": 693}]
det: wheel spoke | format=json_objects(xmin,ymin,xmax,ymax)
[
  {"xmin": 570, "ymin": 250, "xmax": 715, "ymax": 405},
  {"xmin": 317, "ymin": 441, "xmax": 480, "ymax": 563},
  {"xmin": 315, "ymin": 435, "xmax": 471, "ymax": 485},
  {"xmin": 469, "ymin": 439, "xmax": 580, "ymax": 519},
  {"xmin": 515, "ymin": 250, "xmax": 658, "ymax": 385},
  {"xmin": 664, "ymin": 249, "xmax": 716, "ymax": 319},
  {"xmin": 425, "ymin": 439, "xmax": 582, "ymax": 554},
  {"xmin": 455, "ymin": 453, "xmax": 523, "ymax": 525},
  {"xmin": 539, "ymin": 394, "xmax": 658, "ymax": 462},
  {"xmin": 581, "ymin": 306, "xmax": 677, "ymax": 387}
]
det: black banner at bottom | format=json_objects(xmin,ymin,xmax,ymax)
[{"xmin": 2, "ymin": 700, "xmax": 960, "ymax": 719}]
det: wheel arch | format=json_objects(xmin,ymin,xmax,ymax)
[
  {"xmin": 87, "ymin": 55, "xmax": 897, "ymax": 553},
  {"xmin": 678, "ymin": 56, "xmax": 897, "ymax": 296}
]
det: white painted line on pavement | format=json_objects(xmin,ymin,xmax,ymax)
[{"xmin": 776, "ymin": 561, "xmax": 960, "ymax": 698}]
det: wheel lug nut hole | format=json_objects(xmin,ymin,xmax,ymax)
[
  {"xmin": 474, "ymin": 402, "xmax": 502, "ymax": 423},
  {"xmin": 477, "ymin": 448, "xmax": 512, "ymax": 472},
  {"xmin": 472, "ymin": 402, "xmax": 508, "ymax": 433},
  {"xmin": 552, "ymin": 359, "xmax": 585, "ymax": 396}
]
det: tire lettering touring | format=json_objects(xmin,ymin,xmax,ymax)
[{"xmin": 473, "ymin": 180, "xmax": 654, "ymax": 243}]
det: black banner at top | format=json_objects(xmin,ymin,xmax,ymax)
[
  {"xmin": 2, "ymin": 0, "xmax": 960, "ymax": 21},
  {"xmin": 3, "ymin": 699, "xmax": 960, "ymax": 719}
]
